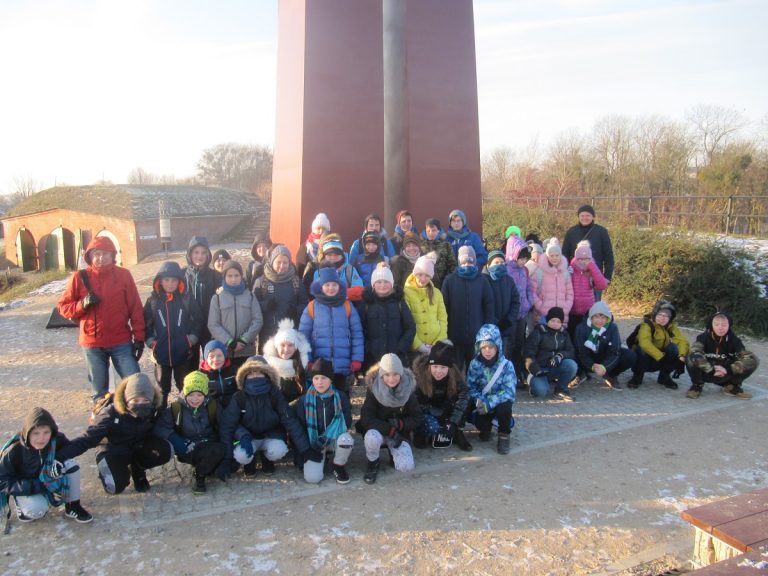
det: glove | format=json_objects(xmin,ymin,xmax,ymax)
[
  {"xmin": 237, "ymin": 434, "xmax": 254, "ymax": 458},
  {"xmin": 303, "ymin": 449, "xmax": 323, "ymax": 464},
  {"xmin": 390, "ymin": 433, "xmax": 404, "ymax": 449},
  {"xmin": 133, "ymin": 341, "xmax": 145, "ymax": 361},
  {"xmin": 81, "ymin": 292, "xmax": 100, "ymax": 309},
  {"xmin": 476, "ymin": 398, "xmax": 489, "ymax": 415},
  {"xmin": 215, "ymin": 459, "xmax": 231, "ymax": 482},
  {"xmin": 550, "ymin": 353, "xmax": 564, "ymax": 368},
  {"xmin": 49, "ymin": 460, "xmax": 66, "ymax": 479},
  {"xmin": 169, "ymin": 434, "xmax": 191, "ymax": 456},
  {"xmin": 350, "ymin": 361, "xmax": 362, "ymax": 373}
]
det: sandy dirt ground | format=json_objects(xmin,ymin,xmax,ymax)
[{"xmin": 1, "ymin": 245, "xmax": 766, "ymax": 576}]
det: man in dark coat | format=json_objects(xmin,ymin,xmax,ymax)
[{"xmin": 562, "ymin": 205, "xmax": 614, "ymax": 298}]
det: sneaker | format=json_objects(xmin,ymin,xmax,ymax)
[
  {"xmin": 260, "ymin": 454, "xmax": 276, "ymax": 476},
  {"xmin": 64, "ymin": 501, "xmax": 93, "ymax": 524},
  {"xmin": 333, "ymin": 464, "xmax": 350, "ymax": 484},
  {"xmin": 659, "ymin": 373, "xmax": 678, "ymax": 390},
  {"xmin": 554, "ymin": 389, "xmax": 575, "ymax": 402},
  {"xmin": 363, "ymin": 458, "xmax": 380, "ymax": 485},
  {"xmin": 454, "ymin": 429, "xmax": 473, "ymax": 452},
  {"xmin": 497, "ymin": 434, "xmax": 511, "ymax": 455},
  {"xmin": 724, "ymin": 384, "xmax": 752, "ymax": 400},
  {"xmin": 192, "ymin": 473, "xmax": 207, "ymax": 494},
  {"xmin": 627, "ymin": 375, "xmax": 642, "ymax": 389},
  {"xmin": 570, "ymin": 374, "xmax": 588, "ymax": 389},
  {"xmin": 686, "ymin": 385, "xmax": 703, "ymax": 399},
  {"xmin": 604, "ymin": 375, "xmax": 622, "ymax": 390},
  {"xmin": 243, "ymin": 460, "xmax": 258, "ymax": 477}
]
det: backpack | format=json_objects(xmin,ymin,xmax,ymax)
[
  {"xmin": 170, "ymin": 399, "xmax": 219, "ymax": 433},
  {"xmin": 626, "ymin": 318, "xmax": 654, "ymax": 348},
  {"xmin": 307, "ymin": 299, "xmax": 351, "ymax": 320}
]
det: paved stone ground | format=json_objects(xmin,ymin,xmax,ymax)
[{"xmin": 1, "ymin": 244, "xmax": 766, "ymax": 574}]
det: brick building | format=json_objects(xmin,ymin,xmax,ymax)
[{"xmin": 1, "ymin": 185, "xmax": 268, "ymax": 271}]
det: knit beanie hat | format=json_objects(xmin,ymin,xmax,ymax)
[
  {"xmin": 269, "ymin": 244, "xmax": 292, "ymax": 266},
  {"xmin": 310, "ymin": 358, "xmax": 335, "ymax": 380},
  {"xmin": 428, "ymin": 340, "xmax": 454, "ymax": 367},
  {"xmin": 413, "ymin": 254, "xmax": 435, "ymax": 278},
  {"xmin": 588, "ymin": 301, "xmax": 611, "ymax": 320},
  {"xmin": 371, "ymin": 262, "xmax": 394, "ymax": 285},
  {"xmin": 574, "ymin": 241, "xmax": 592, "ymax": 260},
  {"xmin": 379, "ymin": 353, "xmax": 404, "ymax": 376},
  {"xmin": 273, "ymin": 318, "xmax": 302, "ymax": 347},
  {"xmin": 319, "ymin": 233, "xmax": 344, "ymax": 259},
  {"xmin": 312, "ymin": 213, "xmax": 331, "ymax": 232},
  {"xmin": 402, "ymin": 231, "xmax": 421, "ymax": 248},
  {"xmin": 124, "ymin": 373, "xmax": 155, "ymax": 403},
  {"xmin": 504, "ymin": 225, "xmax": 521, "ymax": 239},
  {"xmin": 529, "ymin": 243, "xmax": 544, "ymax": 256},
  {"xmin": 316, "ymin": 266, "xmax": 341, "ymax": 287},
  {"xmin": 577, "ymin": 204, "xmax": 596, "ymax": 217},
  {"xmin": 458, "ymin": 245, "xmax": 476, "ymax": 266},
  {"xmin": 221, "ymin": 260, "xmax": 244, "ymax": 276},
  {"xmin": 362, "ymin": 231, "xmax": 380, "ymax": 247},
  {"xmin": 425, "ymin": 217, "xmax": 441, "ymax": 229},
  {"xmin": 545, "ymin": 238, "xmax": 562, "ymax": 256},
  {"xmin": 204, "ymin": 340, "xmax": 228, "ymax": 360},
  {"xmin": 183, "ymin": 371, "xmax": 209, "ymax": 397},
  {"xmin": 448, "ymin": 209, "xmax": 466, "ymax": 226},
  {"xmin": 212, "ymin": 249, "xmax": 231, "ymax": 262},
  {"xmin": 487, "ymin": 250, "xmax": 505, "ymax": 265},
  {"xmin": 547, "ymin": 307, "xmax": 565, "ymax": 323}
]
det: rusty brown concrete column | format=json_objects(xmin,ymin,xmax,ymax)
[
  {"xmin": 271, "ymin": 0, "xmax": 482, "ymax": 255},
  {"xmin": 271, "ymin": 0, "xmax": 385, "ymax": 256}
]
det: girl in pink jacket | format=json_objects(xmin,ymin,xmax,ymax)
[
  {"xmin": 568, "ymin": 241, "xmax": 608, "ymax": 339},
  {"xmin": 533, "ymin": 239, "xmax": 574, "ymax": 327}
]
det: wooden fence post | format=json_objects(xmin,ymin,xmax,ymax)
[{"xmin": 647, "ymin": 196, "xmax": 653, "ymax": 227}]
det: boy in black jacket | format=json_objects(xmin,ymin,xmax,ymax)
[
  {"xmin": 144, "ymin": 261, "xmax": 203, "ymax": 407},
  {"xmin": 1, "ymin": 408, "xmax": 92, "ymax": 524},
  {"xmin": 182, "ymin": 236, "xmax": 222, "ymax": 371}
]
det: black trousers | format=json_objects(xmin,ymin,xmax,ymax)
[
  {"xmin": 474, "ymin": 400, "xmax": 513, "ymax": 435},
  {"xmin": 178, "ymin": 441, "xmax": 227, "ymax": 476},
  {"xmin": 97, "ymin": 436, "xmax": 172, "ymax": 494},
  {"xmin": 155, "ymin": 363, "xmax": 189, "ymax": 407}
]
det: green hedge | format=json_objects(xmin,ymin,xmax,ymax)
[{"xmin": 483, "ymin": 202, "xmax": 768, "ymax": 336}]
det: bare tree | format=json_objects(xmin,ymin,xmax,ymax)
[
  {"xmin": 544, "ymin": 131, "xmax": 586, "ymax": 199},
  {"xmin": 197, "ymin": 143, "xmax": 273, "ymax": 194},
  {"xmin": 127, "ymin": 167, "xmax": 158, "ymax": 185},
  {"xmin": 12, "ymin": 175, "xmax": 41, "ymax": 200},
  {"xmin": 687, "ymin": 104, "xmax": 748, "ymax": 166},
  {"xmin": 481, "ymin": 147, "xmax": 516, "ymax": 199}
]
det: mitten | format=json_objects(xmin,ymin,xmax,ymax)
[
  {"xmin": 350, "ymin": 361, "xmax": 362, "ymax": 373},
  {"xmin": 237, "ymin": 434, "xmax": 254, "ymax": 458},
  {"xmin": 169, "ymin": 433, "xmax": 190, "ymax": 456}
]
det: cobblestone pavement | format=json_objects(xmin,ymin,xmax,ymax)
[{"xmin": 1, "ymin": 245, "xmax": 766, "ymax": 575}]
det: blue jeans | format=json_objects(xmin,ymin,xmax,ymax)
[
  {"xmin": 83, "ymin": 342, "xmax": 140, "ymax": 400},
  {"xmin": 529, "ymin": 359, "xmax": 578, "ymax": 398}
]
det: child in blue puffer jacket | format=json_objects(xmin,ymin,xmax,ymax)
[
  {"xmin": 466, "ymin": 324, "xmax": 517, "ymax": 455},
  {"xmin": 299, "ymin": 267, "xmax": 364, "ymax": 395}
]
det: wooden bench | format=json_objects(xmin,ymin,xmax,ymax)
[{"xmin": 680, "ymin": 488, "xmax": 768, "ymax": 571}]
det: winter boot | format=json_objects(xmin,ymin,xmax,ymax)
[
  {"xmin": 131, "ymin": 465, "xmax": 150, "ymax": 493},
  {"xmin": 626, "ymin": 374, "xmax": 643, "ymax": 389},
  {"xmin": 497, "ymin": 434, "xmax": 511, "ymax": 455},
  {"xmin": 363, "ymin": 458, "xmax": 380, "ymax": 485},
  {"xmin": 333, "ymin": 464, "xmax": 350, "ymax": 484},
  {"xmin": 260, "ymin": 453, "xmax": 276, "ymax": 476},
  {"xmin": 658, "ymin": 372, "xmax": 678, "ymax": 390},
  {"xmin": 192, "ymin": 471, "xmax": 207, "ymax": 494},
  {"xmin": 724, "ymin": 383, "xmax": 752, "ymax": 400},
  {"xmin": 63, "ymin": 500, "xmax": 93, "ymax": 523},
  {"xmin": 686, "ymin": 384, "xmax": 703, "ymax": 399},
  {"xmin": 243, "ymin": 459, "xmax": 258, "ymax": 477},
  {"xmin": 454, "ymin": 429, "xmax": 473, "ymax": 452}
]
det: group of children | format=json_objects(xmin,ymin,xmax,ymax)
[{"xmin": 2, "ymin": 208, "xmax": 760, "ymax": 527}]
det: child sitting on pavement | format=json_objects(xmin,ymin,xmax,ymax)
[
  {"xmin": 524, "ymin": 307, "xmax": 579, "ymax": 402},
  {"xmin": 154, "ymin": 371, "xmax": 227, "ymax": 494},
  {"xmin": 685, "ymin": 311, "xmax": 759, "ymax": 400},
  {"xmin": 1, "ymin": 408, "xmax": 92, "ymax": 525},
  {"xmin": 294, "ymin": 359, "xmax": 354, "ymax": 484},
  {"xmin": 466, "ymin": 324, "xmax": 517, "ymax": 455}
]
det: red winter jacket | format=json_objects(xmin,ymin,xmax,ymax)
[{"xmin": 58, "ymin": 237, "xmax": 145, "ymax": 348}]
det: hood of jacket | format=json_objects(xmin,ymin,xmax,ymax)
[
  {"xmin": 114, "ymin": 375, "xmax": 164, "ymax": 416},
  {"xmin": 474, "ymin": 323, "xmax": 504, "ymax": 355},
  {"xmin": 84, "ymin": 236, "xmax": 118, "ymax": 265},
  {"xmin": 651, "ymin": 299, "xmax": 677, "ymax": 321},
  {"xmin": 152, "ymin": 261, "xmax": 187, "ymax": 295},
  {"xmin": 186, "ymin": 236, "xmax": 212, "ymax": 267},
  {"xmin": 251, "ymin": 233, "xmax": 273, "ymax": 260},
  {"xmin": 20, "ymin": 407, "xmax": 58, "ymax": 447},
  {"xmin": 262, "ymin": 333, "xmax": 312, "ymax": 379},
  {"xmin": 235, "ymin": 355, "xmax": 281, "ymax": 390}
]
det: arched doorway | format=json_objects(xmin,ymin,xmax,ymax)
[
  {"xmin": 96, "ymin": 229, "xmax": 122, "ymax": 267},
  {"xmin": 44, "ymin": 226, "xmax": 77, "ymax": 271},
  {"xmin": 15, "ymin": 227, "xmax": 37, "ymax": 271}
]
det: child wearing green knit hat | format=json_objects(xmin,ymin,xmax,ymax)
[{"xmin": 154, "ymin": 370, "xmax": 227, "ymax": 494}]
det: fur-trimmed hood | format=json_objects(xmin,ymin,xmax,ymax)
[
  {"xmin": 235, "ymin": 355, "xmax": 280, "ymax": 389},
  {"xmin": 262, "ymin": 321, "xmax": 311, "ymax": 379},
  {"xmin": 113, "ymin": 374, "xmax": 164, "ymax": 416}
]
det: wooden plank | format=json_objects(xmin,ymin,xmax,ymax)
[
  {"xmin": 712, "ymin": 511, "xmax": 768, "ymax": 552},
  {"xmin": 681, "ymin": 489, "xmax": 768, "ymax": 534},
  {"xmin": 689, "ymin": 550, "xmax": 768, "ymax": 574}
]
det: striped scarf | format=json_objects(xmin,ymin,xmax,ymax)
[{"xmin": 305, "ymin": 387, "xmax": 346, "ymax": 450}]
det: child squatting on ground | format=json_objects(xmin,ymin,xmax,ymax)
[
  {"xmin": 294, "ymin": 359, "xmax": 355, "ymax": 484},
  {"xmin": 0, "ymin": 408, "xmax": 92, "ymax": 525}
]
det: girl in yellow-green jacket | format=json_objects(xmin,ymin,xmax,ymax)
[{"xmin": 403, "ymin": 254, "xmax": 448, "ymax": 365}]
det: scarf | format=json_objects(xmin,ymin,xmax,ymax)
[
  {"xmin": 263, "ymin": 260, "xmax": 296, "ymax": 284},
  {"xmin": 371, "ymin": 370, "xmax": 415, "ymax": 408},
  {"xmin": 401, "ymin": 250, "xmax": 420, "ymax": 264},
  {"xmin": 457, "ymin": 265, "xmax": 479, "ymax": 279},
  {"xmin": 488, "ymin": 264, "xmax": 507, "ymax": 281},
  {"xmin": 304, "ymin": 387, "xmax": 346, "ymax": 449},
  {"xmin": 244, "ymin": 376, "xmax": 272, "ymax": 396},
  {"xmin": 584, "ymin": 317, "xmax": 608, "ymax": 352},
  {"xmin": 446, "ymin": 226, "xmax": 470, "ymax": 241},
  {"xmin": 305, "ymin": 233, "xmax": 322, "ymax": 262},
  {"xmin": 222, "ymin": 280, "xmax": 247, "ymax": 296},
  {"xmin": 313, "ymin": 291, "xmax": 346, "ymax": 308}
]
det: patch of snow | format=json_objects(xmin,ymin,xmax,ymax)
[{"xmin": 29, "ymin": 279, "xmax": 69, "ymax": 295}]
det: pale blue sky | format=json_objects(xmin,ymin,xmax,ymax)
[{"xmin": 0, "ymin": 0, "xmax": 765, "ymax": 193}]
